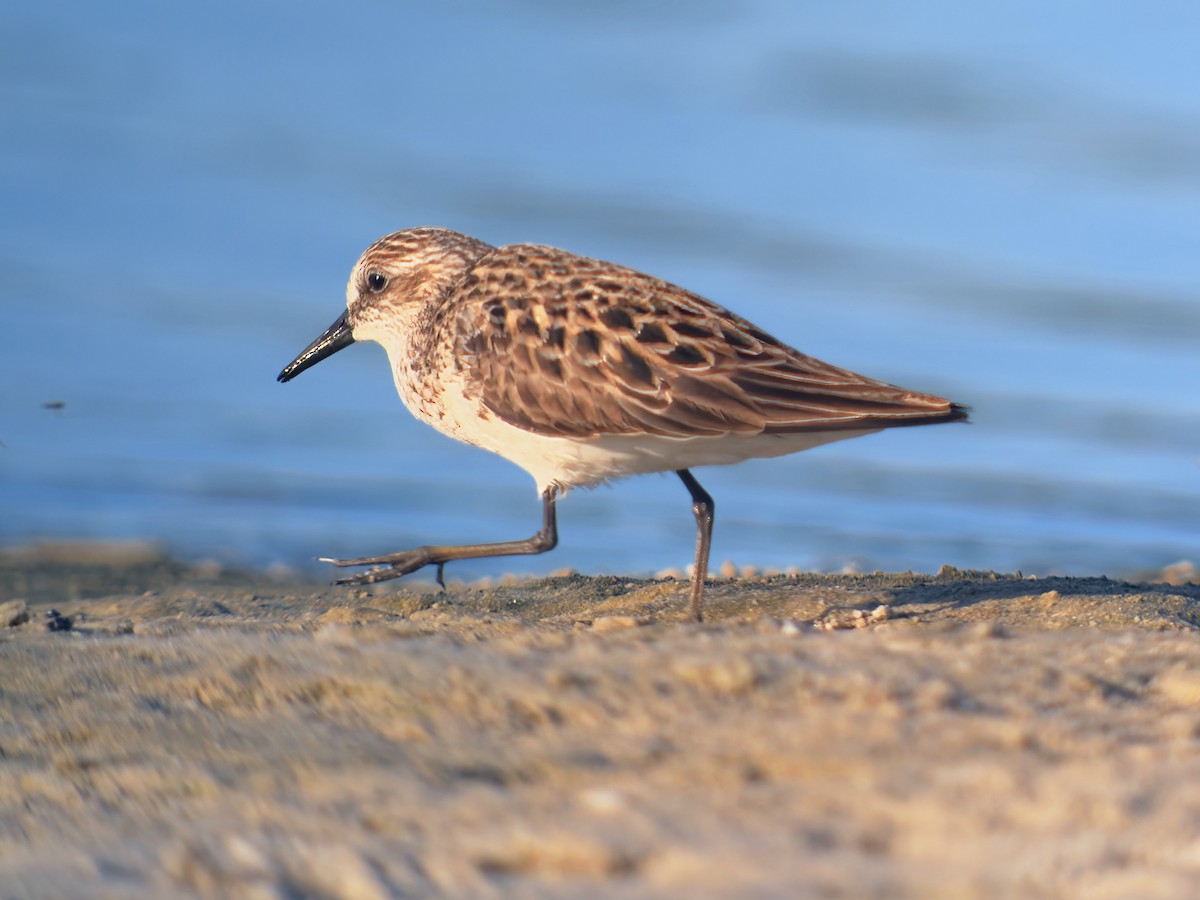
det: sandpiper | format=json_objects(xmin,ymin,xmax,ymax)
[{"xmin": 278, "ymin": 227, "xmax": 968, "ymax": 621}]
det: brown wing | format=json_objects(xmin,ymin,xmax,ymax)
[{"xmin": 449, "ymin": 243, "xmax": 966, "ymax": 439}]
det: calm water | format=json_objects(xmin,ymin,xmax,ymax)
[{"xmin": 2, "ymin": 2, "xmax": 1198, "ymax": 581}]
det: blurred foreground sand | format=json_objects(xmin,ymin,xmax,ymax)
[{"xmin": 3, "ymin": 543, "xmax": 1200, "ymax": 898}]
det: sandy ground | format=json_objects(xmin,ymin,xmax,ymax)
[{"xmin": 2, "ymin": 543, "xmax": 1200, "ymax": 898}]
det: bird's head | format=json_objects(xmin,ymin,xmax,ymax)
[{"xmin": 277, "ymin": 226, "xmax": 493, "ymax": 383}]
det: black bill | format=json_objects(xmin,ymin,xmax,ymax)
[{"xmin": 277, "ymin": 311, "xmax": 355, "ymax": 382}]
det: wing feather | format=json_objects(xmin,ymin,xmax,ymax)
[{"xmin": 450, "ymin": 243, "xmax": 964, "ymax": 439}]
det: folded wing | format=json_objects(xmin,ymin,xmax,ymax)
[{"xmin": 450, "ymin": 244, "xmax": 967, "ymax": 439}]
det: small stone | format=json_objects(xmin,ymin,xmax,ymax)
[
  {"xmin": 1156, "ymin": 668, "xmax": 1200, "ymax": 706},
  {"xmin": 44, "ymin": 609, "xmax": 72, "ymax": 632},
  {"xmin": 672, "ymin": 656, "xmax": 759, "ymax": 693},
  {"xmin": 1, "ymin": 599, "xmax": 29, "ymax": 627},
  {"xmin": 280, "ymin": 843, "xmax": 390, "ymax": 900},
  {"xmin": 166, "ymin": 832, "xmax": 275, "ymax": 893},
  {"xmin": 1162, "ymin": 561, "xmax": 1197, "ymax": 585},
  {"xmin": 590, "ymin": 615, "xmax": 649, "ymax": 633},
  {"xmin": 970, "ymin": 621, "xmax": 1007, "ymax": 639},
  {"xmin": 578, "ymin": 788, "xmax": 626, "ymax": 814},
  {"xmin": 915, "ymin": 678, "xmax": 961, "ymax": 711}
]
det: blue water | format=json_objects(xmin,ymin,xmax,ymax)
[{"xmin": 3, "ymin": 1, "xmax": 1198, "ymax": 581}]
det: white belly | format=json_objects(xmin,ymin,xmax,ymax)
[
  {"xmin": 514, "ymin": 427, "xmax": 878, "ymax": 493},
  {"xmin": 395, "ymin": 363, "xmax": 875, "ymax": 492}
]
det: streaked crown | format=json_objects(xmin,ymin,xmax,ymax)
[{"xmin": 345, "ymin": 227, "xmax": 494, "ymax": 338}]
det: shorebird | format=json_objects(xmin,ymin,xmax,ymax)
[{"xmin": 278, "ymin": 227, "xmax": 968, "ymax": 621}]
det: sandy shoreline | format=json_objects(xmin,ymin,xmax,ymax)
[{"xmin": 2, "ymin": 542, "xmax": 1200, "ymax": 897}]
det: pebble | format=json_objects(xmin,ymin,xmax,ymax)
[
  {"xmin": 1, "ymin": 599, "xmax": 29, "ymax": 627},
  {"xmin": 970, "ymin": 621, "xmax": 1008, "ymax": 639},
  {"xmin": 578, "ymin": 787, "xmax": 626, "ymax": 814},
  {"xmin": 1155, "ymin": 668, "xmax": 1200, "ymax": 706},
  {"xmin": 1162, "ymin": 560, "xmax": 1196, "ymax": 585},
  {"xmin": 44, "ymin": 608, "xmax": 73, "ymax": 632},
  {"xmin": 281, "ymin": 843, "xmax": 390, "ymax": 900},
  {"xmin": 671, "ymin": 656, "xmax": 759, "ymax": 694},
  {"xmin": 590, "ymin": 615, "xmax": 649, "ymax": 633}
]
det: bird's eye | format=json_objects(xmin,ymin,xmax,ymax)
[{"xmin": 366, "ymin": 272, "xmax": 387, "ymax": 293}]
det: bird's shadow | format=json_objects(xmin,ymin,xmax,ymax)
[
  {"xmin": 880, "ymin": 569, "xmax": 1200, "ymax": 630},
  {"xmin": 691, "ymin": 568, "xmax": 1200, "ymax": 631}
]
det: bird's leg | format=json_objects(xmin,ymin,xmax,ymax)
[
  {"xmin": 322, "ymin": 487, "xmax": 558, "ymax": 586},
  {"xmin": 676, "ymin": 469, "xmax": 714, "ymax": 623}
]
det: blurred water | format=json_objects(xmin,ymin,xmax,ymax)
[{"xmin": 2, "ymin": 1, "xmax": 1197, "ymax": 580}]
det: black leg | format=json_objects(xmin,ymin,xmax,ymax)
[
  {"xmin": 323, "ymin": 486, "xmax": 559, "ymax": 586},
  {"xmin": 676, "ymin": 469, "xmax": 714, "ymax": 622}
]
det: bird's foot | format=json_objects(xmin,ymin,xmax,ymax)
[{"xmin": 318, "ymin": 547, "xmax": 439, "ymax": 586}]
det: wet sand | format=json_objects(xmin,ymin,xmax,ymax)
[{"xmin": 3, "ymin": 542, "xmax": 1200, "ymax": 897}]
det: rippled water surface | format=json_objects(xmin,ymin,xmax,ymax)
[{"xmin": 3, "ymin": 2, "xmax": 1198, "ymax": 580}]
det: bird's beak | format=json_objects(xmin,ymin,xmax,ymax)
[{"xmin": 277, "ymin": 311, "xmax": 356, "ymax": 382}]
